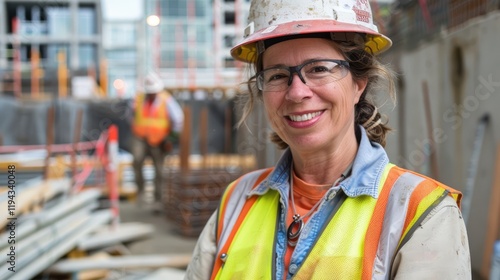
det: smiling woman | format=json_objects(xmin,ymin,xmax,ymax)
[
  {"xmin": 259, "ymin": 38, "xmax": 371, "ymax": 156},
  {"xmin": 185, "ymin": 0, "xmax": 471, "ymax": 279}
]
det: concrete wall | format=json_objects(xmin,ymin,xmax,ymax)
[{"xmin": 385, "ymin": 11, "xmax": 500, "ymax": 276}]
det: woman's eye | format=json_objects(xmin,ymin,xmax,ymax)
[
  {"xmin": 268, "ymin": 73, "xmax": 288, "ymax": 81},
  {"xmin": 310, "ymin": 66, "xmax": 329, "ymax": 73}
]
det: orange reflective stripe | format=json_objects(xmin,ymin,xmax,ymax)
[
  {"xmin": 210, "ymin": 195, "xmax": 259, "ymax": 280},
  {"xmin": 362, "ymin": 164, "xmax": 400, "ymax": 280},
  {"xmin": 211, "ymin": 169, "xmax": 272, "ymax": 280},
  {"xmin": 217, "ymin": 179, "xmax": 241, "ymax": 241},
  {"xmin": 405, "ymin": 170, "xmax": 463, "ymax": 208},
  {"xmin": 403, "ymin": 180, "xmax": 438, "ymax": 231}
]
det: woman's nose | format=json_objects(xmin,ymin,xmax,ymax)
[{"xmin": 285, "ymin": 74, "xmax": 313, "ymax": 103}]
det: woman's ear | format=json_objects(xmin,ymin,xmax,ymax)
[{"xmin": 354, "ymin": 77, "xmax": 368, "ymax": 104}]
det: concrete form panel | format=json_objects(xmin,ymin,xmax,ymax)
[
  {"xmin": 393, "ymin": 11, "xmax": 500, "ymax": 275},
  {"xmin": 398, "ymin": 43, "xmax": 445, "ymax": 178}
]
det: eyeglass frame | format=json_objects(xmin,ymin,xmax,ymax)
[{"xmin": 255, "ymin": 59, "xmax": 350, "ymax": 92}]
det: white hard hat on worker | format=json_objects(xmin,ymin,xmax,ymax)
[
  {"xmin": 143, "ymin": 72, "xmax": 164, "ymax": 94},
  {"xmin": 230, "ymin": 0, "xmax": 392, "ymax": 63}
]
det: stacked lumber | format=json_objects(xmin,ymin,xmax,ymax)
[
  {"xmin": 0, "ymin": 178, "xmax": 112, "ymax": 280},
  {"xmin": 0, "ymin": 177, "xmax": 189, "ymax": 280},
  {"xmin": 0, "ymin": 150, "xmax": 50, "ymax": 185}
]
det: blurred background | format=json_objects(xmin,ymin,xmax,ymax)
[{"xmin": 0, "ymin": 0, "xmax": 499, "ymax": 279}]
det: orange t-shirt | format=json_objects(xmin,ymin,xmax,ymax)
[{"xmin": 283, "ymin": 172, "xmax": 331, "ymax": 278}]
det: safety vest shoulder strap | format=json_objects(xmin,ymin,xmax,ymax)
[
  {"xmin": 364, "ymin": 164, "xmax": 462, "ymax": 280},
  {"xmin": 211, "ymin": 168, "xmax": 274, "ymax": 280}
]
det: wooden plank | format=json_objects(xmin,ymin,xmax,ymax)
[
  {"xmin": 481, "ymin": 142, "xmax": 500, "ymax": 279},
  {"xmin": 200, "ymin": 106, "xmax": 208, "ymax": 169},
  {"xmin": 75, "ymin": 252, "xmax": 110, "ymax": 280},
  {"xmin": 422, "ymin": 80, "xmax": 439, "ymax": 179},
  {"xmin": 142, "ymin": 268, "xmax": 186, "ymax": 280},
  {"xmin": 0, "ymin": 178, "xmax": 72, "ymax": 229},
  {"xmin": 44, "ymin": 105, "xmax": 55, "ymax": 180},
  {"xmin": 224, "ymin": 105, "xmax": 232, "ymax": 154},
  {"xmin": 78, "ymin": 222, "xmax": 154, "ymax": 251},
  {"xmin": 164, "ymin": 154, "xmax": 256, "ymax": 170},
  {"xmin": 5, "ymin": 210, "xmax": 112, "ymax": 280},
  {"xmin": 71, "ymin": 108, "xmax": 84, "ymax": 188},
  {"xmin": 180, "ymin": 106, "xmax": 191, "ymax": 174},
  {"xmin": 48, "ymin": 254, "xmax": 192, "ymax": 273}
]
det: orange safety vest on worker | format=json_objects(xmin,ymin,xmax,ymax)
[
  {"xmin": 210, "ymin": 163, "xmax": 462, "ymax": 280},
  {"xmin": 132, "ymin": 92, "xmax": 171, "ymax": 146}
]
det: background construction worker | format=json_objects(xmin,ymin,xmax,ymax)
[
  {"xmin": 185, "ymin": 0, "xmax": 470, "ymax": 279},
  {"xmin": 130, "ymin": 72, "xmax": 184, "ymax": 213}
]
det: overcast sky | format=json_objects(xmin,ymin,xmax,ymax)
[{"xmin": 102, "ymin": 0, "xmax": 143, "ymax": 21}]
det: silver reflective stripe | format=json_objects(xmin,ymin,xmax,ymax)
[
  {"xmin": 217, "ymin": 171, "xmax": 264, "ymax": 254},
  {"xmin": 372, "ymin": 172, "xmax": 425, "ymax": 280}
]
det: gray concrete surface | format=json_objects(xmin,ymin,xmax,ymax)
[
  {"xmin": 118, "ymin": 200, "xmax": 199, "ymax": 258},
  {"xmin": 112, "ymin": 200, "xmax": 200, "ymax": 279}
]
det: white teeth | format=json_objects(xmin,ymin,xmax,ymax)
[{"xmin": 288, "ymin": 111, "xmax": 321, "ymax": 122}]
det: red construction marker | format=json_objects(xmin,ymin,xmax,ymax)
[{"xmin": 107, "ymin": 125, "xmax": 120, "ymax": 228}]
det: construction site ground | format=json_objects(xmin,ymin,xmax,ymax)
[
  {"xmin": 117, "ymin": 183, "xmax": 199, "ymax": 279},
  {"xmin": 119, "ymin": 199, "xmax": 198, "ymax": 257}
]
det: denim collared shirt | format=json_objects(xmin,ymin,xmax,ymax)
[{"xmin": 247, "ymin": 126, "xmax": 389, "ymax": 279}]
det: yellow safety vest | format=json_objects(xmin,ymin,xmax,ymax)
[
  {"xmin": 132, "ymin": 92, "xmax": 170, "ymax": 146},
  {"xmin": 211, "ymin": 164, "xmax": 462, "ymax": 279}
]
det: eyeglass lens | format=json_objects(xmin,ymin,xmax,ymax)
[{"xmin": 257, "ymin": 59, "xmax": 349, "ymax": 92}]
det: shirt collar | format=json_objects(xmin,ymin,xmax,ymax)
[
  {"xmin": 248, "ymin": 125, "xmax": 389, "ymax": 199},
  {"xmin": 341, "ymin": 126, "xmax": 389, "ymax": 198}
]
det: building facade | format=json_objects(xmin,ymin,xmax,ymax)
[
  {"xmin": 0, "ymin": 0, "xmax": 253, "ymax": 97},
  {"xmin": 0, "ymin": 0, "xmax": 103, "ymax": 97},
  {"xmin": 142, "ymin": 0, "xmax": 250, "ymax": 90}
]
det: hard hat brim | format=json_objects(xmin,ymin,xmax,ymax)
[{"xmin": 230, "ymin": 19, "xmax": 392, "ymax": 63}]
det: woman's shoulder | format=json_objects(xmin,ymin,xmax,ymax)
[
  {"xmin": 388, "ymin": 164, "xmax": 456, "ymax": 190},
  {"xmin": 387, "ymin": 164, "xmax": 462, "ymax": 207},
  {"xmin": 233, "ymin": 167, "xmax": 275, "ymax": 188},
  {"xmin": 222, "ymin": 167, "xmax": 275, "ymax": 195}
]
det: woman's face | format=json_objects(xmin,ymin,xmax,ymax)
[{"xmin": 261, "ymin": 38, "xmax": 367, "ymax": 152}]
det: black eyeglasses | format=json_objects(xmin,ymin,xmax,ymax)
[{"xmin": 256, "ymin": 59, "xmax": 350, "ymax": 92}]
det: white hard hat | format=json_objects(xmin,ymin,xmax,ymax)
[
  {"xmin": 143, "ymin": 72, "xmax": 164, "ymax": 94},
  {"xmin": 231, "ymin": 0, "xmax": 392, "ymax": 63}
]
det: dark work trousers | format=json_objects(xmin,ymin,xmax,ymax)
[{"xmin": 131, "ymin": 135, "xmax": 168, "ymax": 203}]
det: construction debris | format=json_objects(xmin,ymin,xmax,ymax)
[
  {"xmin": 48, "ymin": 253, "xmax": 191, "ymax": 273},
  {"xmin": 0, "ymin": 164, "xmax": 190, "ymax": 279},
  {"xmin": 0, "ymin": 179, "xmax": 113, "ymax": 280},
  {"xmin": 77, "ymin": 222, "xmax": 155, "ymax": 251}
]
